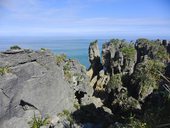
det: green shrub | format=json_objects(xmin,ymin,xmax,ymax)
[
  {"xmin": 56, "ymin": 54, "xmax": 67, "ymax": 65},
  {"xmin": 115, "ymin": 114, "xmax": 149, "ymax": 128},
  {"xmin": 63, "ymin": 62, "xmax": 72, "ymax": 81},
  {"xmin": 0, "ymin": 67, "xmax": 10, "ymax": 75},
  {"xmin": 58, "ymin": 109, "xmax": 74, "ymax": 125},
  {"xmin": 136, "ymin": 38, "xmax": 150, "ymax": 47},
  {"xmin": 74, "ymin": 73, "xmax": 84, "ymax": 82},
  {"xmin": 90, "ymin": 40, "xmax": 98, "ymax": 45},
  {"xmin": 133, "ymin": 60, "xmax": 165, "ymax": 84},
  {"xmin": 145, "ymin": 60, "xmax": 165, "ymax": 80},
  {"xmin": 108, "ymin": 74, "xmax": 123, "ymax": 90},
  {"xmin": 10, "ymin": 45, "xmax": 21, "ymax": 50},
  {"xmin": 132, "ymin": 60, "xmax": 165, "ymax": 101},
  {"xmin": 128, "ymin": 116, "xmax": 148, "ymax": 128},
  {"xmin": 110, "ymin": 39, "xmax": 121, "ymax": 46},
  {"xmin": 40, "ymin": 48, "xmax": 46, "ymax": 51},
  {"xmin": 156, "ymin": 45, "xmax": 169, "ymax": 62},
  {"xmin": 28, "ymin": 114, "xmax": 50, "ymax": 128},
  {"xmin": 120, "ymin": 44, "xmax": 136, "ymax": 60},
  {"xmin": 73, "ymin": 102, "xmax": 80, "ymax": 109}
]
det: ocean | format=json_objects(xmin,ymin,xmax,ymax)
[{"xmin": 0, "ymin": 36, "xmax": 110, "ymax": 68}]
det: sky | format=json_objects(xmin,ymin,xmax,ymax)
[{"xmin": 0, "ymin": 0, "xmax": 170, "ymax": 38}]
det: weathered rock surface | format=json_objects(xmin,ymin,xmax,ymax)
[
  {"xmin": 87, "ymin": 38, "xmax": 170, "ymax": 115},
  {"xmin": 1, "ymin": 38, "xmax": 170, "ymax": 128},
  {"xmin": 87, "ymin": 40, "xmax": 102, "ymax": 81},
  {"xmin": 0, "ymin": 48, "xmax": 89, "ymax": 128},
  {"xmin": 102, "ymin": 39, "xmax": 137, "ymax": 75}
]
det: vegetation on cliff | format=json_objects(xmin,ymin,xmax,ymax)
[
  {"xmin": 1, "ymin": 38, "xmax": 170, "ymax": 128},
  {"xmin": 87, "ymin": 38, "xmax": 170, "ymax": 128}
]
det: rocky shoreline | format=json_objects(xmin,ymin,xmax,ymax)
[{"xmin": 0, "ymin": 38, "xmax": 170, "ymax": 128}]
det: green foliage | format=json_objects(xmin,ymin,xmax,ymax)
[
  {"xmin": 136, "ymin": 38, "xmax": 169, "ymax": 62},
  {"xmin": 114, "ymin": 114, "xmax": 149, "ymax": 128},
  {"xmin": 120, "ymin": 44, "xmax": 136, "ymax": 60},
  {"xmin": 110, "ymin": 39, "xmax": 122, "ymax": 46},
  {"xmin": 56, "ymin": 54, "xmax": 67, "ymax": 65},
  {"xmin": 132, "ymin": 60, "xmax": 165, "ymax": 100},
  {"xmin": 63, "ymin": 62, "xmax": 72, "ymax": 81},
  {"xmin": 28, "ymin": 114, "xmax": 50, "ymax": 128},
  {"xmin": 146, "ymin": 60, "xmax": 165, "ymax": 80},
  {"xmin": 136, "ymin": 38, "xmax": 150, "ymax": 47},
  {"xmin": 138, "ymin": 75, "xmax": 157, "ymax": 99},
  {"xmin": 40, "ymin": 48, "xmax": 46, "ymax": 51},
  {"xmin": 128, "ymin": 116, "xmax": 148, "ymax": 128},
  {"xmin": 58, "ymin": 109, "xmax": 74, "ymax": 125},
  {"xmin": 74, "ymin": 73, "xmax": 84, "ymax": 81},
  {"xmin": 156, "ymin": 45, "xmax": 169, "ymax": 62},
  {"xmin": 73, "ymin": 102, "xmax": 80, "ymax": 109},
  {"xmin": 0, "ymin": 67, "xmax": 10, "ymax": 75},
  {"xmin": 108, "ymin": 74, "xmax": 123, "ymax": 90},
  {"xmin": 10, "ymin": 45, "xmax": 21, "ymax": 50},
  {"xmin": 90, "ymin": 40, "xmax": 98, "ymax": 45},
  {"xmin": 133, "ymin": 60, "xmax": 165, "ymax": 84}
]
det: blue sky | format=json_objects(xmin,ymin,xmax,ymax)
[{"xmin": 0, "ymin": 0, "xmax": 170, "ymax": 38}]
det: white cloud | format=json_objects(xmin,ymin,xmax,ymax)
[{"xmin": 0, "ymin": 0, "xmax": 170, "ymax": 36}]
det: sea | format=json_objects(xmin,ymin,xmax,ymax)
[{"xmin": 0, "ymin": 36, "xmax": 111, "ymax": 68}]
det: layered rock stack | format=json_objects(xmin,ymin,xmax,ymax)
[{"xmin": 87, "ymin": 38, "xmax": 170, "ymax": 110}]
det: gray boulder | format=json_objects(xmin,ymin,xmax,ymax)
[{"xmin": 0, "ymin": 49, "xmax": 75, "ymax": 128}]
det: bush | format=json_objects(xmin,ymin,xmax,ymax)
[
  {"xmin": 40, "ymin": 48, "xmax": 46, "ymax": 51},
  {"xmin": 120, "ymin": 44, "xmax": 136, "ymax": 60},
  {"xmin": 156, "ymin": 45, "xmax": 169, "ymax": 62},
  {"xmin": 131, "ymin": 60, "xmax": 165, "ymax": 101},
  {"xmin": 110, "ymin": 39, "xmax": 122, "ymax": 46},
  {"xmin": 108, "ymin": 74, "xmax": 123, "ymax": 90},
  {"xmin": 58, "ymin": 109, "xmax": 74, "ymax": 125},
  {"xmin": 73, "ymin": 102, "xmax": 80, "ymax": 109},
  {"xmin": 136, "ymin": 38, "xmax": 150, "ymax": 47},
  {"xmin": 63, "ymin": 62, "xmax": 72, "ymax": 82},
  {"xmin": 90, "ymin": 40, "xmax": 98, "ymax": 45},
  {"xmin": 28, "ymin": 114, "xmax": 50, "ymax": 128},
  {"xmin": 0, "ymin": 67, "xmax": 10, "ymax": 75},
  {"xmin": 56, "ymin": 54, "xmax": 67, "ymax": 65},
  {"xmin": 128, "ymin": 116, "xmax": 148, "ymax": 128},
  {"xmin": 10, "ymin": 45, "xmax": 21, "ymax": 50}
]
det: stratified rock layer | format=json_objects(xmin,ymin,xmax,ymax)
[
  {"xmin": 0, "ymin": 48, "xmax": 91, "ymax": 128},
  {"xmin": 87, "ymin": 38, "xmax": 170, "ymax": 113}
]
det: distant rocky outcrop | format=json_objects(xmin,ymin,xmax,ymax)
[{"xmin": 87, "ymin": 39, "xmax": 170, "ymax": 122}]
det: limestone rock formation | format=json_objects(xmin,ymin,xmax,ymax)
[
  {"xmin": 87, "ymin": 38, "xmax": 170, "ymax": 115},
  {"xmin": 87, "ymin": 40, "xmax": 102, "ymax": 80},
  {"xmin": 0, "ymin": 48, "xmax": 92, "ymax": 128},
  {"xmin": 0, "ymin": 38, "xmax": 170, "ymax": 128},
  {"xmin": 95, "ymin": 70, "xmax": 110, "ymax": 91},
  {"xmin": 102, "ymin": 39, "xmax": 137, "ymax": 75}
]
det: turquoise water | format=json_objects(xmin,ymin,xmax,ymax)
[{"xmin": 0, "ymin": 36, "xmax": 109, "ymax": 68}]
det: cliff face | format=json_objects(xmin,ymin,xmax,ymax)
[
  {"xmin": 87, "ymin": 39, "xmax": 170, "ymax": 125},
  {"xmin": 0, "ymin": 38, "xmax": 170, "ymax": 128},
  {"xmin": 0, "ymin": 48, "xmax": 93, "ymax": 128}
]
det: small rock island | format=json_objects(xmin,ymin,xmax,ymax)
[{"xmin": 0, "ymin": 38, "xmax": 170, "ymax": 128}]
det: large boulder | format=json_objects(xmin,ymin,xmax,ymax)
[{"xmin": 0, "ymin": 49, "xmax": 76, "ymax": 128}]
